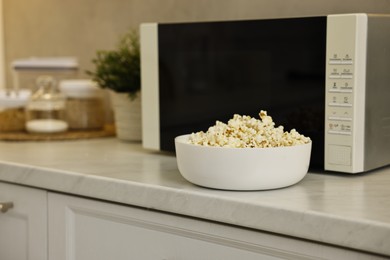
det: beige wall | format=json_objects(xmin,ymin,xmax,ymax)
[{"xmin": 3, "ymin": 0, "xmax": 390, "ymax": 87}]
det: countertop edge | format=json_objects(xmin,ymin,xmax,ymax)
[{"xmin": 0, "ymin": 160, "xmax": 389, "ymax": 257}]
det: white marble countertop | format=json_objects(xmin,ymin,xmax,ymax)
[{"xmin": 0, "ymin": 138, "xmax": 389, "ymax": 256}]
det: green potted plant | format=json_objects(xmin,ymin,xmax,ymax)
[{"xmin": 86, "ymin": 29, "xmax": 141, "ymax": 141}]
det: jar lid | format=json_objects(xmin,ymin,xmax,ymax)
[
  {"xmin": 12, "ymin": 57, "xmax": 79, "ymax": 71},
  {"xmin": 59, "ymin": 80, "xmax": 102, "ymax": 98}
]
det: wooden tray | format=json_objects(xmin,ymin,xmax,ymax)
[{"xmin": 0, "ymin": 125, "xmax": 115, "ymax": 141}]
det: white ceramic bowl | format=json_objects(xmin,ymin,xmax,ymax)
[{"xmin": 175, "ymin": 134, "xmax": 312, "ymax": 190}]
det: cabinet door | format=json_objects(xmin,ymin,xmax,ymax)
[
  {"xmin": 0, "ymin": 182, "xmax": 47, "ymax": 260},
  {"xmin": 49, "ymin": 193, "xmax": 288, "ymax": 260},
  {"xmin": 49, "ymin": 193, "xmax": 386, "ymax": 260}
]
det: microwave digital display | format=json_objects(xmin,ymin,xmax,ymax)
[{"xmin": 157, "ymin": 17, "xmax": 326, "ymax": 167}]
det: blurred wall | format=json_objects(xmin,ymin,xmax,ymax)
[{"xmin": 2, "ymin": 0, "xmax": 390, "ymax": 87}]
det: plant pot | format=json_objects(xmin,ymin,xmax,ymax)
[{"xmin": 109, "ymin": 91, "xmax": 142, "ymax": 141}]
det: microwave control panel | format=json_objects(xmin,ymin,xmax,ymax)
[{"xmin": 325, "ymin": 14, "xmax": 367, "ymax": 173}]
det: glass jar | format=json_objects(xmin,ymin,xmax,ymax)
[
  {"xmin": 59, "ymin": 80, "xmax": 105, "ymax": 130},
  {"xmin": 25, "ymin": 76, "xmax": 68, "ymax": 133},
  {"xmin": 0, "ymin": 89, "xmax": 31, "ymax": 132}
]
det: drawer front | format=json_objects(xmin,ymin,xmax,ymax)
[{"xmin": 48, "ymin": 192, "xmax": 387, "ymax": 260}]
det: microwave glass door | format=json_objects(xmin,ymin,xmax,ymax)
[{"xmin": 158, "ymin": 17, "xmax": 326, "ymax": 168}]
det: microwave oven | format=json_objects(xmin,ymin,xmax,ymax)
[{"xmin": 140, "ymin": 13, "xmax": 390, "ymax": 173}]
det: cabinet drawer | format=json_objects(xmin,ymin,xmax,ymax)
[
  {"xmin": 49, "ymin": 194, "xmax": 273, "ymax": 259},
  {"xmin": 48, "ymin": 193, "xmax": 386, "ymax": 260}
]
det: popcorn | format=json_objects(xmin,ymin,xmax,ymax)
[{"xmin": 188, "ymin": 110, "xmax": 311, "ymax": 148}]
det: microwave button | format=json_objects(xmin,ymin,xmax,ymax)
[
  {"xmin": 328, "ymin": 116, "xmax": 352, "ymax": 121},
  {"xmin": 329, "ymin": 74, "xmax": 341, "ymax": 79},
  {"xmin": 328, "ymin": 130, "xmax": 352, "ymax": 135},
  {"xmin": 341, "ymin": 74, "xmax": 353, "ymax": 79},
  {"xmin": 343, "ymin": 124, "xmax": 351, "ymax": 131},
  {"xmin": 329, "ymin": 108, "xmax": 352, "ymax": 118},
  {"xmin": 329, "ymin": 59, "xmax": 342, "ymax": 65},
  {"xmin": 329, "ymin": 84, "xmax": 338, "ymax": 91},
  {"xmin": 341, "ymin": 60, "xmax": 353, "ymax": 65},
  {"xmin": 340, "ymin": 68, "xmax": 353, "ymax": 79},
  {"xmin": 328, "ymin": 119, "xmax": 352, "ymax": 134},
  {"xmin": 328, "ymin": 102, "xmax": 352, "ymax": 107},
  {"xmin": 339, "ymin": 82, "xmax": 353, "ymax": 92},
  {"xmin": 342, "ymin": 55, "xmax": 353, "ymax": 64},
  {"xmin": 328, "ymin": 89, "xmax": 353, "ymax": 93}
]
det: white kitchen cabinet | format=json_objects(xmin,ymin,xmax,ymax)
[
  {"xmin": 48, "ymin": 193, "xmax": 274, "ymax": 260},
  {"xmin": 0, "ymin": 182, "xmax": 47, "ymax": 260},
  {"xmin": 48, "ymin": 192, "xmax": 386, "ymax": 260},
  {"xmin": 0, "ymin": 181, "xmax": 387, "ymax": 260}
]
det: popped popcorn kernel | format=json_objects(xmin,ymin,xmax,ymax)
[{"xmin": 188, "ymin": 110, "xmax": 311, "ymax": 148}]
